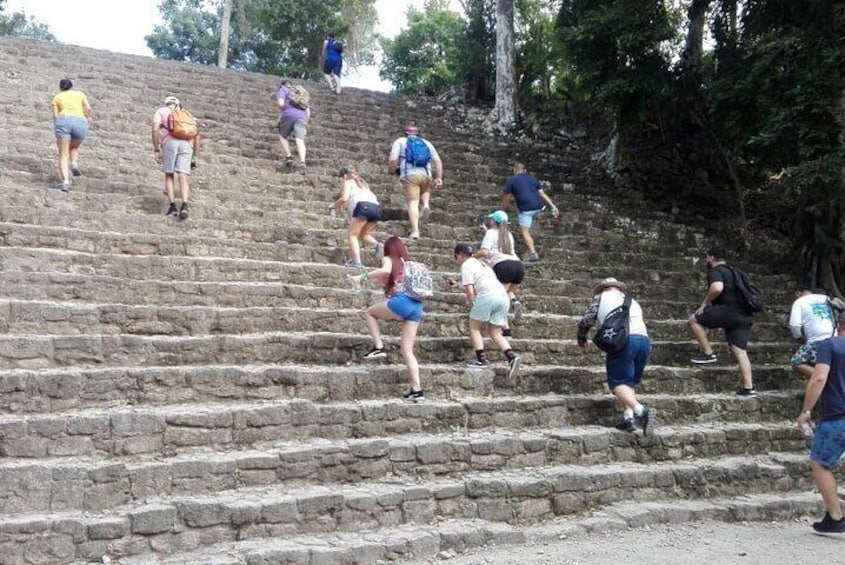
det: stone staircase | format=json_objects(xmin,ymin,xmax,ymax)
[{"xmin": 0, "ymin": 37, "xmax": 819, "ymax": 565}]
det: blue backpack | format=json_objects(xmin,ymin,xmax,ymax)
[{"xmin": 404, "ymin": 136, "xmax": 432, "ymax": 169}]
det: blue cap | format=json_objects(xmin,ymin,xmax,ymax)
[{"xmin": 488, "ymin": 210, "xmax": 508, "ymax": 224}]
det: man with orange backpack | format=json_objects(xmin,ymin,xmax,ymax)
[{"xmin": 151, "ymin": 95, "xmax": 199, "ymax": 219}]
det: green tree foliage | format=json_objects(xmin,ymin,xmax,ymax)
[
  {"xmin": 0, "ymin": 0, "xmax": 56, "ymax": 41},
  {"xmin": 379, "ymin": 1, "xmax": 466, "ymax": 95},
  {"xmin": 146, "ymin": 0, "xmax": 376, "ymax": 78}
]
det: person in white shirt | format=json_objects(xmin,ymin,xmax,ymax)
[
  {"xmin": 329, "ymin": 167, "xmax": 382, "ymax": 268},
  {"xmin": 454, "ymin": 243, "xmax": 521, "ymax": 378},
  {"xmin": 789, "ymin": 286, "xmax": 837, "ymax": 378},
  {"xmin": 476, "ymin": 210, "xmax": 525, "ymax": 334},
  {"xmin": 576, "ymin": 278, "xmax": 653, "ymax": 434}
]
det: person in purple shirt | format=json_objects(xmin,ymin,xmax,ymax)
[
  {"xmin": 276, "ymin": 80, "xmax": 310, "ymax": 168},
  {"xmin": 502, "ymin": 162, "xmax": 559, "ymax": 261}
]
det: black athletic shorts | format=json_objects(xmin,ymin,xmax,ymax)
[
  {"xmin": 493, "ymin": 260, "xmax": 525, "ymax": 285},
  {"xmin": 695, "ymin": 304, "xmax": 753, "ymax": 350}
]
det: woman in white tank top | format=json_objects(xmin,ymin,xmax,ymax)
[{"xmin": 329, "ymin": 167, "xmax": 382, "ymax": 268}]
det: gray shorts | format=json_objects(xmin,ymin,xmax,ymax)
[
  {"xmin": 279, "ymin": 116, "xmax": 308, "ymax": 140},
  {"xmin": 160, "ymin": 139, "xmax": 193, "ymax": 175}
]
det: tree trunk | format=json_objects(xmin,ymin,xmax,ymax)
[
  {"xmin": 489, "ymin": 0, "xmax": 516, "ymax": 128},
  {"xmin": 217, "ymin": 0, "xmax": 233, "ymax": 68},
  {"xmin": 680, "ymin": 0, "xmax": 709, "ymax": 83}
]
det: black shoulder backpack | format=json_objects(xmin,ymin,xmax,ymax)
[
  {"xmin": 728, "ymin": 266, "xmax": 764, "ymax": 314},
  {"xmin": 593, "ymin": 295, "xmax": 632, "ymax": 354}
]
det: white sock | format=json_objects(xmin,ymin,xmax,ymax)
[
  {"xmin": 623, "ymin": 408, "xmax": 634, "ymax": 420},
  {"xmin": 633, "ymin": 404, "xmax": 644, "ymax": 417}
]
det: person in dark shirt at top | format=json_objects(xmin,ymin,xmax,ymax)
[{"xmin": 501, "ymin": 162, "xmax": 559, "ymax": 261}]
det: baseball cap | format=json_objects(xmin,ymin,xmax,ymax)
[
  {"xmin": 454, "ymin": 243, "xmax": 473, "ymax": 256},
  {"xmin": 488, "ymin": 210, "xmax": 508, "ymax": 224},
  {"xmin": 164, "ymin": 96, "xmax": 180, "ymax": 107}
]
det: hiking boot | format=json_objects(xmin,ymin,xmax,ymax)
[
  {"xmin": 179, "ymin": 203, "xmax": 189, "ymax": 220},
  {"xmin": 512, "ymin": 300, "xmax": 524, "ymax": 323},
  {"xmin": 502, "ymin": 328, "xmax": 513, "ymax": 337},
  {"xmin": 345, "ymin": 259, "xmax": 363, "ymax": 268},
  {"xmin": 59, "ymin": 181, "xmax": 71, "ymax": 193},
  {"xmin": 467, "ymin": 359, "xmax": 489, "ymax": 368},
  {"xmin": 813, "ymin": 513, "xmax": 845, "ymax": 533},
  {"xmin": 690, "ymin": 353, "xmax": 718, "ymax": 364},
  {"xmin": 409, "ymin": 231, "xmax": 420, "ymax": 240},
  {"xmin": 165, "ymin": 203, "xmax": 178, "ymax": 217},
  {"xmin": 525, "ymin": 252, "xmax": 540, "ymax": 262},
  {"xmin": 363, "ymin": 347, "xmax": 387, "ymax": 360},
  {"xmin": 507, "ymin": 355, "xmax": 521, "ymax": 379},
  {"xmin": 637, "ymin": 407, "xmax": 654, "ymax": 436},
  {"xmin": 284, "ymin": 155, "xmax": 293, "ymax": 168},
  {"xmin": 402, "ymin": 389, "xmax": 424, "ymax": 403},
  {"xmin": 420, "ymin": 205, "xmax": 431, "ymax": 221},
  {"xmin": 70, "ymin": 163, "xmax": 82, "ymax": 177},
  {"xmin": 736, "ymin": 387, "xmax": 757, "ymax": 397},
  {"xmin": 615, "ymin": 418, "xmax": 638, "ymax": 433}
]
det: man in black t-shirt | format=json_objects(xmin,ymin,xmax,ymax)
[
  {"xmin": 501, "ymin": 162, "xmax": 559, "ymax": 262},
  {"xmin": 687, "ymin": 246, "xmax": 755, "ymax": 396}
]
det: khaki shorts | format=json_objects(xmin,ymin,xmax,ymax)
[{"xmin": 402, "ymin": 174, "xmax": 431, "ymax": 201}]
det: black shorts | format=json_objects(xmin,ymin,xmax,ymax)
[
  {"xmin": 493, "ymin": 260, "xmax": 525, "ymax": 285},
  {"xmin": 352, "ymin": 202, "xmax": 380, "ymax": 223},
  {"xmin": 695, "ymin": 304, "xmax": 753, "ymax": 349}
]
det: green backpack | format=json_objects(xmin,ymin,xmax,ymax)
[{"xmin": 288, "ymin": 85, "xmax": 310, "ymax": 110}]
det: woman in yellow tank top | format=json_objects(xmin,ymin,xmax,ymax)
[{"xmin": 51, "ymin": 78, "xmax": 92, "ymax": 192}]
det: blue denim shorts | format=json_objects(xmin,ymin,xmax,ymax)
[
  {"xmin": 810, "ymin": 418, "xmax": 845, "ymax": 469},
  {"xmin": 54, "ymin": 116, "xmax": 88, "ymax": 141},
  {"xmin": 605, "ymin": 334, "xmax": 652, "ymax": 390},
  {"xmin": 517, "ymin": 208, "xmax": 544, "ymax": 228},
  {"xmin": 387, "ymin": 292, "xmax": 423, "ymax": 322}
]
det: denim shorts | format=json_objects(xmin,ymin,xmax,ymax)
[
  {"xmin": 387, "ymin": 292, "xmax": 423, "ymax": 322},
  {"xmin": 606, "ymin": 334, "xmax": 652, "ymax": 390},
  {"xmin": 352, "ymin": 202, "xmax": 380, "ymax": 223},
  {"xmin": 810, "ymin": 418, "xmax": 845, "ymax": 469},
  {"xmin": 54, "ymin": 116, "xmax": 88, "ymax": 141},
  {"xmin": 323, "ymin": 58, "xmax": 342, "ymax": 76},
  {"xmin": 517, "ymin": 208, "xmax": 544, "ymax": 228},
  {"xmin": 469, "ymin": 294, "xmax": 509, "ymax": 327}
]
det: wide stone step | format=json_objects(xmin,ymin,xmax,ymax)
[
  {"xmin": 0, "ymin": 299, "xmax": 795, "ymax": 344},
  {"xmin": 0, "ymin": 453, "xmax": 813, "ymax": 562},
  {"xmin": 0, "ymin": 363, "xmax": 798, "ymax": 415},
  {"xmin": 84, "ymin": 493, "xmax": 822, "ymax": 565},
  {"xmin": 0, "ymin": 328, "xmax": 797, "ymax": 369},
  {"xmin": 0, "ymin": 422, "xmax": 808, "ymax": 516},
  {"xmin": 0, "ymin": 393, "xmax": 803, "ymax": 459}
]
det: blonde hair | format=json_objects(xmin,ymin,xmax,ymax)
[{"xmin": 493, "ymin": 219, "xmax": 514, "ymax": 256}]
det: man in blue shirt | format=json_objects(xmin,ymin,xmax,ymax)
[
  {"xmin": 322, "ymin": 33, "xmax": 343, "ymax": 94},
  {"xmin": 798, "ymin": 310, "xmax": 845, "ymax": 533},
  {"xmin": 501, "ymin": 162, "xmax": 559, "ymax": 261}
]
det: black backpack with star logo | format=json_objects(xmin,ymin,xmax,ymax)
[{"xmin": 592, "ymin": 295, "xmax": 632, "ymax": 354}]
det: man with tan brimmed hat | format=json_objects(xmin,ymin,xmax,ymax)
[{"xmin": 577, "ymin": 277, "xmax": 653, "ymax": 434}]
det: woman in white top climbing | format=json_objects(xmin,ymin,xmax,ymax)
[
  {"xmin": 476, "ymin": 211, "xmax": 525, "ymax": 335},
  {"xmin": 329, "ymin": 166, "xmax": 382, "ymax": 268}
]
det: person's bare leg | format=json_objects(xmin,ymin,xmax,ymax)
[
  {"xmin": 69, "ymin": 140, "xmax": 82, "ymax": 170},
  {"xmin": 347, "ymin": 218, "xmax": 365, "ymax": 263},
  {"xmin": 611, "ymin": 384, "xmax": 638, "ymax": 411},
  {"xmin": 811, "ymin": 460, "xmax": 843, "ymax": 520},
  {"xmin": 324, "ymin": 73, "xmax": 335, "ymax": 89},
  {"xmin": 687, "ymin": 315, "xmax": 713, "ymax": 354},
  {"xmin": 333, "ymin": 73, "xmax": 341, "ymax": 94},
  {"xmin": 56, "ymin": 137, "xmax": 70, "ymax": 182},
  {"xmin": 730, "ymin": 344, "xmax": 753, "ymax": 389},
  {"xmin": 364, "ymin": 302, "xmax": 399, "ymax": 349},
  {"xmin": 164, "ymin": 174, "xmax": 176, "ymax": 204},
  {"xmin": 279, "ymin": 136, "xmax": 292, "ymax": 159},
  {"xmin": 294, "ymin": 138, "xmax": 307, "ymax": 164},
  {"xmin": 795, "ymin": 363, "xmax": 814, "ymax": 379},
  {"xmin": 520, "ymin": 226, "xmax": 536, "ymax": 255},
  {"xmin": 178, "ymin": 172, "xmax": 190, "ymax": 204},
  {"xmin": 407, "ymin": 198, "xmax": 421, "ymax": 235},
  {"xmin": 399, "ymin": 321, "xmax": 421, "ymax": 391},
  {"xmin": 468, "ymin": 318, "xmax": 485, "ymax": 351},
  {"xmin": 488, "ymin": 324, "xmax": 511, "ymax": 353}
]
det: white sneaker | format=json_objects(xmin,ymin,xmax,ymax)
[{"xmin": 409, "ymin": 231, "xmax": 420, "ymax": 240}]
